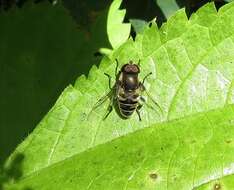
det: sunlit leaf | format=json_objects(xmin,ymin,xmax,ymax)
[
  {"xmin": 107, "ymin": 0, "xmax": 131, "ymax": 48},
  {"xmin": 4, "ymin": 2, "xmax": 234, "ymax": 189}
]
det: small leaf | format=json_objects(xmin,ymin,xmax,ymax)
[
  {"xmin": 130, "ymin": 19, "xmax": 148, "ymax": 34},
  {"xmin": 155, "ymin": 0, "xmax": 180, "ymax": 19},
  {"xmin": 107, "ymin": 0, "xmax": 131, "ymax": 48}
]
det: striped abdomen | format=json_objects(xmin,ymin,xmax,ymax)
[{"xmin": 118, "ymin": 97, "xmax": 139, "ymax": 118}]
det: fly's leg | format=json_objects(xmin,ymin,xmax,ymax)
[
  {"xmin": 141, "ymin": 95, "xmax": 160, "ymax": 111},
  {"xmin": 104, "ymin": 58, "xmax": 119, "ymax": 89},
  {"xmin": 142, "ymin": 72, "xmax": 152, "ymax": 86},
  {"xmin": 104, "ymin": 73, "xmax": 112, "ymax": 90},
  {"xmin": 140, "ymin": 96, "xmax": 154, "ymax": 110},
  {"xmin": 102, "ymin": 70, "xmax": 116, "ymax": 120},
  {"xmin": 103, "ymin": 97, "xmax": 114, "ymax": 120},
  {"xmin": 136, "ymin": 104, "xmax": 143, "ymax": 121},
  {"xmin": 140, "ymin": 95, "xmax": 163, "ymax": 116},
  {"xmin": 103, "ymin": 104, "xmax": 113, "ymax": 120},
  {"xmin": 87, "ymin": 90, "xmax": 113, "ymax": 120},
  {"xmin": 115, "ymin": 59, "xmax": 119, "ymax": 77},
  {"xmin": 137, "ymin": 59, "xmax": 141, "ymax": 67},
  {"xmin": 139, "ymin": 72, "xmax": 163, "ymax": 119},
  {"xmin": 140, "ymin": 72, "xmax": 163, "ymax": 114}
]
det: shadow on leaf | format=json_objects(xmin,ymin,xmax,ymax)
[{"xmin": 0, "ymin": 153, "xmax": 32, "ymax": 190}]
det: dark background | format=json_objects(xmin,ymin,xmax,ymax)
[{"xmin": 0, "ymin": 0, "xmax": 229, "ymax": 166}]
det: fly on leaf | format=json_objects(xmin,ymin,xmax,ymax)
[{"xmin": 88, "ymin": 59, "xmax": 162, "ymax": 121}]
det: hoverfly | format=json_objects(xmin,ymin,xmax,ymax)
[{"xmin": 88, "ymin": 59, "xmax": 162, "ymax": 121}]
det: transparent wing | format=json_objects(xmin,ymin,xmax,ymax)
[
  {"xmin": 139, "ymin": 83, "xmax": 163, "ymax": 117},
  {"xmin": 144, "ymin": 90, "xmax": 163, "ymax": 114},
  {"xmin": 87, "ymin": 89, "xmax": 114, "ymax": 120}
]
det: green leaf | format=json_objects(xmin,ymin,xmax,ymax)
[
  {"xmin": 107, "ymin": 0, "xmax": 131, "ymax": 48},
  {"xmin": 5, "ymin": 2, "xmax": 234, "ymax": 189},
  {"xmin": 0, "ymin": 1, "xmax": 110, "ymax": 163},
  {"xmin": 130, "ymin": 19, "xmax": 148, "ymax": 34},
  {"xmin": 155, "ymin": 0, "xmax": 180, "ymax": 19},
  {"xmin": 5, "ymin": 105, "xmax": 234, "ymax": 189},
  {"xmin": 194, "ymin": 174, "xmax": 234, "ymax": 190},
  {"xmin": 62, "ymin": 0, "xmax": 111, "ymax": 30}
]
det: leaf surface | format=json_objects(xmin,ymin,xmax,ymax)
[
  {"xmin": 107, "ymin": 0, "xmax": 131, "ymax": 48},
  {"xmin": 5, "ymin": 2, "xmax": 234, "ymax": 189},
  {"xmin": 155, "ymin": 0, "xmax": 180, "ymax": 19},
  {"xmin": 6, "ymin": 105, "xmax": 234, "ymax": 189},
  {"xmin": 130, "ymin": 19, "xmax": 148, "ymax": 34}
]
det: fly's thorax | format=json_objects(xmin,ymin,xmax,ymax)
[
  {"xmin": 117, "ymin": 85, "xmax": 140, "ymax": 101},
  {"xmin": 118, "ymin": 71, "xmax": 140, "ymax": 92}
]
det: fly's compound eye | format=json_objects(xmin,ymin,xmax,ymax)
[{"xmin": 122, "ymin": 64, "xmax": 140, "ymax": 74}]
